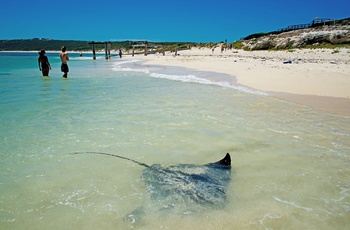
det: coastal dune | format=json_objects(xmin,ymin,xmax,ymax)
[{"xmin": 133, "ymin": 47, "xmax": 350, "ymax": 116}]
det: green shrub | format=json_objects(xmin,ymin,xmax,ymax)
[{"xmin": 232, "ymin": 41, "xmax": 243, "ymax": 49}]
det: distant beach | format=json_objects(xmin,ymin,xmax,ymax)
[{"xmin": 128, "ymin": 47, "xmax": 350, "ymax": 116}]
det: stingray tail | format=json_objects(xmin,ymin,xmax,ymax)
[
  {"xmin": 70, "ymin": 152, "xmax": 149, "ymax": 168},
  {"xmin": 205, "ymin": 153, "xmax": 231, "ymax": 168}
]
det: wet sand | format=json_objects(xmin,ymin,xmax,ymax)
[
  {"xmin": 270, "ymin": 92, "xmax": 350, "ymax": 116},
  {"xmin": 127, "ymin": 47, "xmax": 350, "ymax": 116}
]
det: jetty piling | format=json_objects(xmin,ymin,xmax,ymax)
[
  {"xmin": 104, "ymin": 42, "xmax": 111, "ymax": 59},
  {"xmin": 144, "ymin": 42, "xmax": 148, "ymax": 56},
  {"xmin": 104, "ymin": 43, "xmax": 108, "ymax": 59},
  {"xmin": 89, "ymin": 41, "xmax": 108, "ymax": 60},
  {"xmin": 92, "ymin": 43, "xmax": 96, "ymax": 60}
]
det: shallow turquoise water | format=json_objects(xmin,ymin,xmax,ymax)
[{"xmin": 0, "ymin": 52, "xmax": 349, "ymax": 229}]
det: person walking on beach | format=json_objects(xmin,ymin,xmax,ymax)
[
  {"xmin": 38, "ymin": 50, "xmax": 51, "ymax": 76},
  {"xmin": 60, "ymin": 46, "xmax": 69, "ymax": 78},
  {"xmin": 119, "ymin": 49, "xmax": 122, "ymax": 58}
]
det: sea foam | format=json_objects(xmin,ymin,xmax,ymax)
[{"xmin": 112, "ymin": 60, "xmax": 268, "ymax": 96}]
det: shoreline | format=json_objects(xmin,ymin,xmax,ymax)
[
  {"xmin": 129, "ymin": 47, "xmax": 350, "ymax": 116},
  {"xmin": 270, "ymin": 92, "xmax": 350, "ymax": 116},
  {"xmin": 2, "ymin": 49, "xmax": 349, "ymax": 116}
]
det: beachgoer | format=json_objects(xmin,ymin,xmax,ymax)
[
  {"xmin": 38, "ymin": 50, "xmax": 51, "ymax": 76},
  {"xmin": 60, "ymin": 46, "xmax": 69, "ymax": 78},
  {"xmin": 119, "ymin": 49, "xmax": 122, "ymax": 58}
]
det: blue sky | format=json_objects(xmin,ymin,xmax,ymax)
[{"xmin": 1, "ymin": 0, "xmax": 348, "ymax": 43}]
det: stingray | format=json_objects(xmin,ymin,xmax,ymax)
[{"xmin": 71, "ymin": 152, "xmax": 231, "ymax": 223}]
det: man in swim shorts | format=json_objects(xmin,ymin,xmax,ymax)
[{"xmin": 60, "ymin": 46, "xmax": 69, "ymax": 78}]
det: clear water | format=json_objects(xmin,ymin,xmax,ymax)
[{"xmin": 0, "ymin": 52, "xmax": 349, "ymax": 229}]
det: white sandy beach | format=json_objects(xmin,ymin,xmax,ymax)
[{"xmin": 127, "ymin": 47, "xmax": 350, "ymax": 115}]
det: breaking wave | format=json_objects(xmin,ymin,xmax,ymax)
[{"xmin": 112, "ymin": 61, "xmax": 268, "ymax": 96}]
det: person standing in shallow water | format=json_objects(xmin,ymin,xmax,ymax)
[
  {"xmin": 38, "ymin": 50, "xmax": 51, "ymax": 76},
  {"xmin": 60, "ymin": 46, "xmax": 69, "ymax": 78}
]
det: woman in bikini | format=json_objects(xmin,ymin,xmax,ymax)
[{"xmin": 38, "ymin": 50, "xmax": 51, "ymax": 76}]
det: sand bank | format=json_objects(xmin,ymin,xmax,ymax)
[{"xmin": 129, "ymin": 47, "xmax": 350, "ymax": 116}]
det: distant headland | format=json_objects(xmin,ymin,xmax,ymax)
[{"xmin": 1, "ymin": 17, "xmax": 349, "ymax": 52}]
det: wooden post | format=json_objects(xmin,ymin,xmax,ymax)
[
  {"xmin": 175, "ymin": 44, "xmax": 178, "ymax": 56},
  {"xmin": 104, "ymin": 42, "xmax": 108, "ymax": 59},
  {"xmin": 144, "ymin": 41, "xmax": 148, "ymax": 56},
  {"xmin": 132, "ymin": 43, "xmax": 135, "ymax": 57},
  {"xmin": 92, "ymin": 43, "xmax": 96, "ymax": 60},
  {"xmin": 107, "ymin": 42, "xmax": 111, "ymax": 59}
]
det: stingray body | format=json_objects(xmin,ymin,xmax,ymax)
[
  {"xmin": 142, "ymin": 153, "xmax": 231, "ymax": 209},
  {"xmin": 72, "ymin": 152, "xmax": 231, "ymax": 222}
]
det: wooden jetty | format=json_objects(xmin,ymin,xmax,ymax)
[
  {"xmin": 88, "ymin": 41, "xmax": 112, "ymax": 60},
  {"xmin": 88, "ymin": 41, "xmax": 181, "ymax": 59},
  {"xmin": 130, "ymin": 41, "xmax": 167, "ymax": 56}
]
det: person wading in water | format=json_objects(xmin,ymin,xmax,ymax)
[
  {"xmin": 38, "ymin": 50, "xmax": 51, "ymax": 76},
  {"xmin": 60, "ymin": 46, "xmax": 69, "ymax": 78}
]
